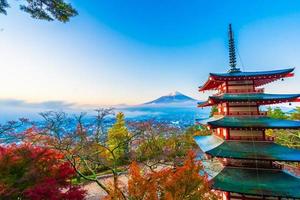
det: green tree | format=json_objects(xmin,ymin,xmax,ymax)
[
  {"xmin": 0, "ymin": 0, "xmax": 77, "ymax": 22},
  {"xmin": 107, "ymin": 112, "xmax": 131, "ymax": 163},
  {"xmin": 266, "ymin": 106, "xmax": 300, "ymax": 149},
  {"xmin": 209, "ymin": 106, "xmax": 218, "ymax": 117},
  {"xmin": 290, "ymin": 106, "xmax": 300, "ymax": 120},
  {"xmin": 185, "ymin": 124, "xmax": 211, "ymax": 136},
  {"xmin": 38, "ymin": 110, "xmax": 136, "ymax": 197},
  {"xmin": 267, "ymin": 107, "xmax": 288, "ymax": 119},
  {"xmin": 131, "ymin": 121, "xmax": 197, "ymax": 170}
]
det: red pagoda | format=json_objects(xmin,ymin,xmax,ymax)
[{"xmin": 195, "ymin": 24, "xmax": 300, "ymax": 200}]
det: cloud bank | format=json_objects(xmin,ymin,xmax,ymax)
[{"xmin": 0, "ymin": 99, "xmax": 78, "ymax": 122}]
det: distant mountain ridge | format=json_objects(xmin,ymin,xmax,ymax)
[{"xmin": 143, "ymin": 91, "xmax": 197, "ymax": 105}]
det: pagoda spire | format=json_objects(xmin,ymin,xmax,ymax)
[{"xmin": 228, "ymin": 24, "xmax": 240, "ymax": 73}]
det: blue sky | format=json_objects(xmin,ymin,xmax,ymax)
[{"xmin": 1, "ymin": 0, "xmax": 300, "ymax": 109}]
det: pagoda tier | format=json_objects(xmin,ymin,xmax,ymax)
[
  {"xmin": 200, "ymin": 116, "xmax": 300, "ymax": 129},
  {"xmin": 212, "ymin": 167, "xmax": 300, "ymax": 199},
  {"xmin": 198, "ymin": 93, "xmax": 300, "ymax": 107},
  {"xmin": 195, "ymin": 135, "xmax": 300, "ymax": 162},
  {"xmin": 199, "ymin": 68, "xmax": 294, "ymax": 92}
]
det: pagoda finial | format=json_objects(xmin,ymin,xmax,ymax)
[{"xmin": 228, "ymin": 24, "xmax": 240, "ymax": 73}]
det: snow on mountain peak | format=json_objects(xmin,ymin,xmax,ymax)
[
  {"xmin": 167, "ymin": 91, "xmax": 182, "ymax": 96},
  {"xmin": 143, "ymin": 91, "xmax": 197, "ymax": 105}
]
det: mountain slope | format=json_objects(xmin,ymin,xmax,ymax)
[{"xmin": 144, "ymin": 91, "xmax": 197, "ymax": 105}]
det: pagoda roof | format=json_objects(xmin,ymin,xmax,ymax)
[
  {"xmin": 210, "ymin": 68, "xmax": 294, "ymax": 78},
  {"xmin": 198, "ymin": 93, "xmax": 300, "ymax": 107},
  {"xmin": 199, "ymin": 116, "xmax": 300, "ymax": 129},
  {"xmin": 212, "ymin": 167, "xmax": 300, "ymax": 198},
  {"xmin": 199, "ymin": 68, "xmax": 294, "ymax": 91},
  {"xmin": 194, "ymin": 135, "xmax": 300, "ymax": 162}
]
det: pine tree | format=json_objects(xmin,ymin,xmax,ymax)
[
  {"xmin": 107, "ymin": 112, "xmax": 131, "ymax": 163},
  {"xmin": 0, "ymin": 0, "xmax": 77, "ymax": 22}
]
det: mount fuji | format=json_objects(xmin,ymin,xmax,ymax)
[
  {"xmin": 143, "ymin": 91, "xmax": 197, "ymax": 105},
  {"xmin": 116, "ymin": 91, "xmax": 208, "ymax": 127}
]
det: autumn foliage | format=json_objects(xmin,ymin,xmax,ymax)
[
  {"xmin": 0, "ymin": 144, "xmax": 86, "ymax": 200},
  {"xmin": 127, "ymin": 151, "xmax": 216, "ymax": 200},
  {"xmin": 0, "ymin": 111, "xmax": 217, "ymax": 199}
]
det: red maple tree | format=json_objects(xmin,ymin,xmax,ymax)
[{"xmin": 0, "ymin": 144, "xmax": 86, "ymax": 199}]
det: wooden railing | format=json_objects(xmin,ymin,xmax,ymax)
[
  {"xmin": 226, "ymin": 88, "xmax": 264, "ymax": 94},
  {"xmin": 216, "ymin": 88, "xmax": 264, "ymax": 95},
  {"xmin": 230, "ymin": 136, "xmax": 264, "ymax": 140},
  {"xmin": 215, "ymin": 111, "xmax": 267, "ymax": 116}
]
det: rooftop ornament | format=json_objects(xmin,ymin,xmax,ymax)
[{"xmin": 228, "ymin": 24, "xmax": 241, "ymax": 73}]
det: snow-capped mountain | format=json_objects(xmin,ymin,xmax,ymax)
[
  {"xmin": 115, "ymin": 91, "xmax": 207, "ymax": 127},
  {"xmin": 143, "ymin": 91, "xmax": 197, "ymax": 105}
]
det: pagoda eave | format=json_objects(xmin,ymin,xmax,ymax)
[
  {"xmin": 211, "ymin": 167, "xmax": 300, "ymax": 199},
  {"xmin": 199, "ymin": 68, "xmax": 294, "ymax": 91},
  {"xmin": 198, "ymin": 96, "xmax": 300, "ymax": 107},
  {"xmin": 201, "ymin": 116, "xmax": 300, "ymax": 129},
  {"xmin": 195, "ymin": 135, "xmax": 300, "ymax": 162}
]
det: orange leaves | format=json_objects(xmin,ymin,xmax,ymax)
[
  {"xmin": 128, "ymin": 161, "xmax": 160, "ymax": 200},
  {"xmin": 163, "ymin": 152, "xmax": 212, "ymax": 200},
  {"xmin": 22, "ymin": 126, "xmax": 53, "ymax": 146},
  {"xmin": 103, "ymin": 181, "xmax": 126, "ymax": 200},
  {"xmin": 127, "ymin": 151, "xmax": 216, "ymax": 200}
]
